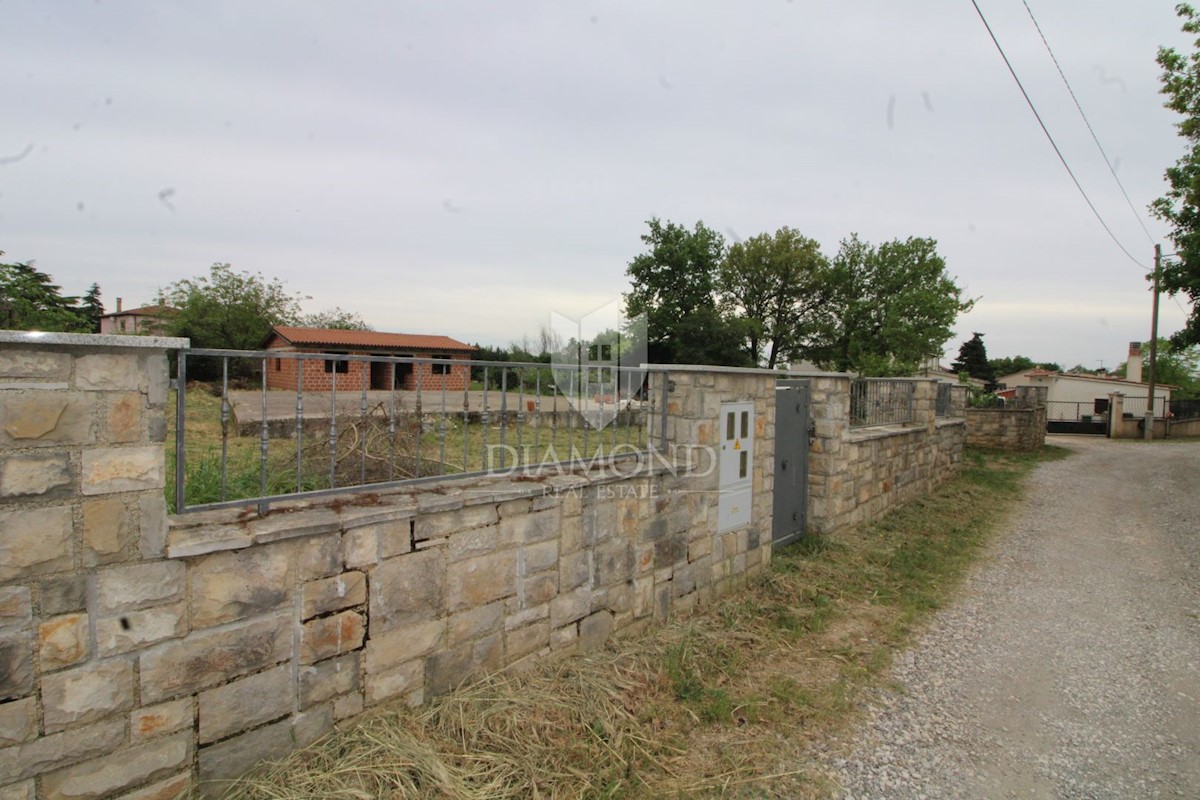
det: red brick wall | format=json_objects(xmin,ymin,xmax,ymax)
[{"xmin": 264, "ymin": 343, "xmax": 470, "ymax": 393}]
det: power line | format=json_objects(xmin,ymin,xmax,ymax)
[
  {"xmin": 969, "ymin": 0, "xmax": 1149, "ymax": 272},
  {"xmin": 1022, "ymin": 0, "xmax": 1158, "ymax": 247}
]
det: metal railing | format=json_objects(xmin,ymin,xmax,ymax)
[
  {"xmin": 1169, "ymin": 398, "xmax": 1200, "ymax": 421},
  {"xmin": 935, "ymin": 383, "xmax": 953, "ymax": 417},
  {"xmin": 1046, "ymin": 401, "xmax": 1104, "ymax": 422},
  {"xmin": 850, "ymin": 379, "xmax": 915, "ymax": 428},
  {"xmin": 172, "ymin": 349, "xmax": 668, "ymax": 514}
]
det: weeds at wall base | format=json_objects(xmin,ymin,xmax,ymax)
[{"xmin": 208, "ymin": 445, "xmax": 1065, "ymax": 800}]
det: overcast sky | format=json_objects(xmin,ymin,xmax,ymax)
[{"xmin": 1, "ymin": 1, "xmax": 1194, "ymax": 370}]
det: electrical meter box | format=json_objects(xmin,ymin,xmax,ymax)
[{"xmin": 717, "ymin": 401, "xmax": 754, "ymax": 533}]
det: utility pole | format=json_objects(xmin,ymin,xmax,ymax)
[{"xmin": 1144, "ymin": 244, "xmax": 1162, "ymax": 441}]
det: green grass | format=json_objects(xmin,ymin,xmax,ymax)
[{"xmin": 167, "ymin": 386, "xmax": 648, "ymax": 511}]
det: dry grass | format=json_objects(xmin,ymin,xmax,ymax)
[{"xmin": 203, "ymin": 445, "xmax": 1066, "ymax": 800}]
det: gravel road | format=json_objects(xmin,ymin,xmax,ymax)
[{"xmin": 825, "ymin": 435, "xmax": 1200, "ymax": 799}]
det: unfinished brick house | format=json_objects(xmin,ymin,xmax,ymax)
[{"xmin": 263, "ymin": 326, "xmax": 474, "ymax": 392}]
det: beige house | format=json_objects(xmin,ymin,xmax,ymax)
[
  {"xmin": 998, "ymin": 343, "xmax": 1172, "ymax": 421},
  {"xmin": 98, "ymin": 299, "xmax": 177, "ymax": 335}
]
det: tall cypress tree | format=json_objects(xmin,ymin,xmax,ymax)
[{"xmin": 951, "ymin": 332, "xmax": 996, "ymax": 388}]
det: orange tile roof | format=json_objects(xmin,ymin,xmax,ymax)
[{"xmin": 267, "ymin": 326, "xmax": 475, "ymax": 352}]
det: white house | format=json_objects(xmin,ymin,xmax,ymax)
[{"xmin": 998, "ymin": 343, "xmax": 1173, "ymax": 421}]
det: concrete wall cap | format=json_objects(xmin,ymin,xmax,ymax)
[{"xmin": 0, "ymin": 330, "xmax": 189, "ymax": 349}]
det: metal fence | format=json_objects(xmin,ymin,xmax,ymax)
[
  {"xmin": 1169, "ymin": 397, "xmax": 1200, "ymax": 421},
  {"xmin": 172, "ymin": 349, "xmax": 668, "ymax": 514},
  {"xmin": 1046, "ymin": 401, "xmax": 1099, "ymax": 422},
  {"xmin": 850, "ymin": 379, "xmax": 915, "ymax": 428}
]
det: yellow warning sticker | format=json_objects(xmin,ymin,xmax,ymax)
[{"xmin": 733, "ymin": 440, "xmax": 741, "ymax": 450}]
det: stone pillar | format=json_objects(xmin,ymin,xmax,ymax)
[
  {"xmin": 0, "ymin": 331, "xmax": 188, "ymax": 797},
  {"xmin": 1108, "ymin": 392, "xmax": 1125, "ymax": 439},
  {"xmin": 805, "ymin": 375, "xmax": 852, "ymax": 535}
]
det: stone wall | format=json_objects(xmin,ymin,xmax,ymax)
[
  {"xmin": 0, "ymin": 334, "xmax": 777, "ymax": 800},
  {"xmin": 965, "ymin": 386, "xmax": 1048, "ymax": 451},
  {"xmin": 806, "ymin": 376, "xmax": 966, "ymax": 534}
]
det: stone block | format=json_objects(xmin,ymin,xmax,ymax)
[
  {"xmin": 139, "ymin": 612, "xmax": 292, "ymax": 703},
  {"xmin": 0, "ymin": 349, "xmax": 70, "ymax": 378},
  {"xmin": 82, "ymin": 446, "xmax": 164, "ymax": 495},
  {"xmin": 292, "ymin": 703, "xmax": 334, "ymax": 748},
  {"xmin": 0, "ymin": 781, "xmax": 32, "ymax": 800},
  {"xmin": 550, "ymin": 587, "xmax": 590, "ymax": 629},
  {"xmin": 446, "ymin": 525, "xmax": 498, "ymax": 561},
  {"xmin": 189, "ymin": 544, "xmax": 291, "ymax": 628},
  {"xmin": 95, "ymin": 561, "xmax": 185, "ymax": 613},
  {"xmin": 578, "ymin": 610, "xmax": 613, "ymax": 651},
  {"xmin": 654, "ymin": 533, "xmax": 687, "ymax": 569},
  {"xmin": 522, "ymin": 573, "xmax": 557, "ymax": 607},
  {"xmin": 246, "ymin": 508, "xmax": 340, "ymax": 545},
  {"xmin": 369, "ymin": 549, "xmax": 443, "ymax": 633},
  {"xmin": 38, "ymin": 614, "xmax": 90, "ymax": 671},
  {"xmin": 82, "ymin": 497, "xmax": 127, "ymax": 565},
  {"xmin": 446, "ymin": 549, "xmax": 518, "ymax": 613},
  {"xmin": 75, "ymin": 353, "xmax": 141, "ymax": 391},
  {"xmin": 364, "ymin": 619, "xmax": 443, "ymax": 674},
  {"xmin": 0, "ymin": 452, "xmax": 72, "ymax": 498},
  {"xmin": 0, "ymin": 718, "xmax": 125, "ymax": 783},
  {"xmin": 333, "ymin": 692, "xmax": 363, "ymax": 721},
  {"xmin": 96, "ymin": 602, "xmax": 187, "ymax": 657},
  {"xmin": 301, "ymin": 571, "xmax": 366, "ymax": 620},
  {"xmin": 447, "ymin": 602, "xmax": 503, "ymax": 645},
  {"xmin": 197, "ymin": 718, "xmax": 293, "ymax": 789},
  {"xmin": 594, "ymin": 540, "xmax": 633, "ymax": 588},
  {"xmin": 299, "ymin": 652, "xmax": 359, "ymax": 708},
  {"xmin": 0, "ymin": 393, "xmax": 93, "ymax": 446},
  {"xmin": 106, "ymin": 392, "xmax": 143, "ymax": 443},
  {"xmin": 0, "ymin": 697, "xmax": 36, "ymax": 747},
  {"xmin": 340, "ymin": 527, "xmax": 378, "ymax": 568},
  {"xmin": 138, "ymin": 495, "xmax": 169, "ymax": 559},
  {"xmin": 499, "ymin": 508, "xmax": 560, "ymax": 545},
  {"xmin": 42, "ymin": 658, "xmax": 134, "ymax": 732},
  {"xmin": 506, "ymin": 620, "xmax": 549, "ymax": 660},
  {"xmin": 559, "ymin": 550, "xmax": 589, "ymax": 592},
  {"xmin": 365, "ymin": 659, "xmax": 423, "ymax": 704},
  {"xmin": 143, "ymin": 353, "xmax": 171, "ymax": 407},
  {"xmin": 39, "ymin": 576, "xmax": 85, "ymax": 616},
  {"xmin": 0, "ymin": 630, "xmax": 33, "ymax": 700},
  {"xmin": 413, "ymin": 505, "xmax": 497, "ymax": 541},
  {"xmin": 112, "ymin": 771, "xmax": 190, "ymax": 800},
  {"xmin": 199, "ymin": 663, "xmax": 292, "ymax": 744},
  {"xmin": 297, "ymin": 533, "xmax": 340, "ymax": 579},
  {"xmin": 0, "ymin": 506, "xmax": 73, "ymax": 581},
  {"xmin": 130, "ymin": 698, "xmax": 192, "ymax": 742},
  {"xmin": 424, "ymin": 644, "xmax": 473, "ymax": 697},
  {"xmin": 550, "ymin": 624, "xmax": 577, "ymax": 650},
  {"xmin": 581, "ymin": 502, "xmax": 618, "ymax": 545},
  {"xmin": 41, "ymin": 732, "xmax": 191, "ymax": 800},
  {"xmin": 523, "ymin": 540, "xmax": 559, "ymax": 573},
  {"xmin": 300, "ymin": 610, "xmax": 365, "ymax": 665},
  {"xmin": 0, "ymin": 587, "xmax": 31, "ymax": 630}
]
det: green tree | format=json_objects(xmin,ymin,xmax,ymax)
[
  {"xmin": 812, "ymin": 235, "xmax": 973, "ymax": 375},
  {"xmin": 162, "ymin": 263, "xmax": 306, "ymax": 351},
  {"xmin": 80, "ymin": 283, "xmax": 104, "ymax": 333},
  {"xmin": 0, "ymin": 257, "xmax": 90, "ymax": 332},
  {"xmin": 951, "ymin": 332, "xmax": 996, "ymax": 389},
  {"xmin": 624, "ymin": 219, "xmax": 750, "ymax": 366},
  {"xmin": 1153, "ymin": 3, "xmax": 1200, "ymax": 346},
  {"xmin": 990, "ymin": 354, "xmax": 1036, "ymax": 380},
  {"xmin": 296, "ymin": 307, "xmax": 372, "ymax": 330},
  {"xmin": 1115, "ymin": 338, "xmax": 1200, "ymax": 399},
  {"xmin": 719, "ymin": 227, "xmax": 831, "ymax": 368}
]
